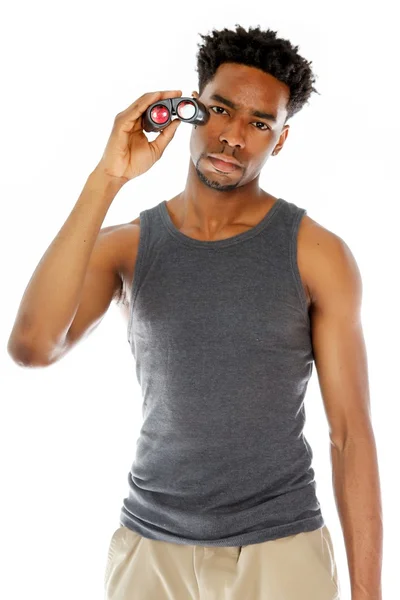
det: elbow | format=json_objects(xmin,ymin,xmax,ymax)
[
  {"xmin": 7, "ymin": 338, "xmax": 52, "ymax": 368},
  {"xmin": 330, "ymin": 422, "xmax": 376, "ymax": 453}
]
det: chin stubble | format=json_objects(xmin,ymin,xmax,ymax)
[{"xmin": 195, "ymin": 159, "xmax": 241, "ymax": 192}]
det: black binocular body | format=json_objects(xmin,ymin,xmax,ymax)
[{"xmin": 142, "ymin": 97, "xmax": 210, "ymax": 132}]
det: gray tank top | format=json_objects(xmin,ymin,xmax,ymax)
[{"xmin": 120, "ymin": 197, "xmax": 325, "ymax": 547}]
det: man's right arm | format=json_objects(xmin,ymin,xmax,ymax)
[{"xmin": 7, "ymin": 168, "xmax": 127, "ymax": 367}]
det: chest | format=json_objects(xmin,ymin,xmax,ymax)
[{"xmin": 117, "ymin": 214, "xmax": 313, "ymax": 324}]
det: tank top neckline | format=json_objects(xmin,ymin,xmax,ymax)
[{"xmin": 158, "ymin": 197, "xmax": 285, "ymax": 249}]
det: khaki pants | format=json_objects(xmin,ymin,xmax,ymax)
[{"xmin": 104, "ymin": 524, "xmax": 341, "ymax": 599}]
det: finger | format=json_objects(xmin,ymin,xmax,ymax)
[{"xmin": 150, "ymin": 118, "xmax": 182, "ymax": 157}]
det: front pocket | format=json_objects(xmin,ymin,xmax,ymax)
[
  {"xmin": 104, "ymin": 526, "xmax": 125, "ymax": 587},
  {"xmin": 321, "ymin": 526, "xmax": 340, "ymax": 595}
]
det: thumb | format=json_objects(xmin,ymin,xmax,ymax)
[{"xmin": 151, "ymin": 118, "xmax": 181, "ymax": 156}]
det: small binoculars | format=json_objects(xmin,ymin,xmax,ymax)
[{"xmin": 142, "ymin": 97, "xmax": 210, "ymax": 132}]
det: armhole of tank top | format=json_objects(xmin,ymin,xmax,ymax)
[
  {"xmin": 290, "ymin": 208, "xmax": 310, "ymax": 328},
  {"xmin": 127, "ymin": 210, "xmax": 149, "ymax": 344}
]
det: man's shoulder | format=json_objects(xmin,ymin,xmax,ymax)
[{"xmin": 298, "ymin": 213, "xmax": 352, "ymax": 306}]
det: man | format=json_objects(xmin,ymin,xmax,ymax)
[{"xmin": 7, "ymin": 25, "xmax": 382, "ymax": 600}]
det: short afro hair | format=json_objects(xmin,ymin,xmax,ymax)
[{"xmin": 195, "ymin": 24, "xmax": 320, "ymax": 123}]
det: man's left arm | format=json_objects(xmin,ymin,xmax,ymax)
[{"xmin": 305, "ymin": 221, "xmax": 383, "ymax": 600}]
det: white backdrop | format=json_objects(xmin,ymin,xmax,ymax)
[{"xmin": 1, "ymin": 1, "xmax": 398, "ymax": 599}]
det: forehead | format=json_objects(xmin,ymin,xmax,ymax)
[{"xmin": 204, "ymin": 62, "xmax": 290, "ymax": 112}]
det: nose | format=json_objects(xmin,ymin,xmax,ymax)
[{"xmin": 218, "ymin": 121, "xmax": 245, "ymax": 149}]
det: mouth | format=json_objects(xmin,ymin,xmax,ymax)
[{"xmin": 207, "ymin": 156, "xmax": 242, "ymax": 173}]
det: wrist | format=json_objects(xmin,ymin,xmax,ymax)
[
  {"xmin": 90, "ymin": 167, "xmax": 127, "ymax": 187},
  {"xmin": 352, "ymin": 589, "xmax": 382, "ymax": 600}
]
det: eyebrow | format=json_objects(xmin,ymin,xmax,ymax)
[{"xmin": 210, "ymin": 93, "xmax": 278, "ymax": 123}]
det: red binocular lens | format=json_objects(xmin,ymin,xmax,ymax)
[{"xmin": 150, "ymin": 105, "xmax": 170, "ymax": 125}]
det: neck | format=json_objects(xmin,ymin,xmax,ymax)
[
  {"xmin": 170, "ymin": 160, "xmax": 275, "ymax": 238},
  {"xmin": 180, "ymin": 158, "xmax": 267, "ymax": 217}
]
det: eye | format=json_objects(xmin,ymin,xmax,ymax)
[
  {"xmin": 254, "ymin": 122, "xmax": 270, "ymax": 131},
  {"xmin": 209, "ymin": 106, "xmax": 270, "ymax": 131},
  {"xmin": 210, "ymin": 106, "xmax": 228, "ymax": 115}
]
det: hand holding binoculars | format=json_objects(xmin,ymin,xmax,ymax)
[{"xmin": 142, "ymin": 97, "xmax": 210, "ymax": 132}]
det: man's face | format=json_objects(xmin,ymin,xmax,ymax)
[{"xmin": 190, "ymin": 62, "xmax": 290, "ymax": 192}]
